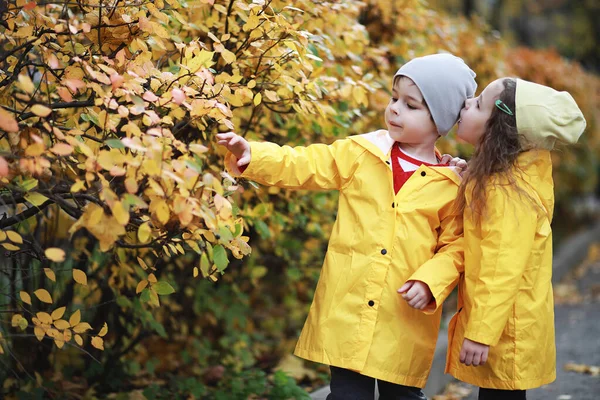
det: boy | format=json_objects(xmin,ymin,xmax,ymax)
[{"xmin": 218, "ymin": 53, "xmax": 475, "ymax": 399}]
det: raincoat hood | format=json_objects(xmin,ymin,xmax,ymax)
[{"xmin": 516, "ymin": 79, "xmax": 586, "ymax": 150}]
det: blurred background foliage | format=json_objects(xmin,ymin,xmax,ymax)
[{"xmin": 0, "ymin": 0, "xmax": 598, "ymax": 399}]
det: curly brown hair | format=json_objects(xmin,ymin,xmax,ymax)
[{"xmin": 455, "ymin": 78, "xmax": 524, "ymax": 219}]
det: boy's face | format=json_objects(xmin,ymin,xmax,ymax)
[
  {"xmin": 456, "ymin": 79, "xmax": 505, "ymax": 145},
  {"xmin": 385, "ymin": 77, "xmax": 437, "ymax": 143}
]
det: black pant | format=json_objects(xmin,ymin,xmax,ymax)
[
  {"xmin": 479, "ymin": 388, "xmax": 527, "ymax": 400},
  {"xmin": 326, "ymin": 366, "xmax": 427, "ymax": 400}
]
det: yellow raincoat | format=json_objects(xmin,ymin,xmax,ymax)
[
  {"xmin": 226, "ymin": 130, "xmax": 463, "ymax": 387},
  {"xmin": 431, "ymin": 79, "xmax": 586, "ymax": 390},
  {"xmin": 444, "ymin": 150, "xmax": 557, "ymax": 389}
]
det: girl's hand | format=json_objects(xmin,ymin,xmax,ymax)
[
  {"xmin": 216, "ymin": 132, "xmax": 251, "ymax": 167},
  {"xmin": 398, "ymin": 280, "xmax": 433, "ymax": 310},
  {"xmin": 460, "ymin": 338, "xmax": 489, "ymax": 366},
  {"xmin": 440, "ymin": 154, "xmax": 468, "ymax": 176}
]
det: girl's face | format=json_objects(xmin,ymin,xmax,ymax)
[
  {"xmin": 385, "ymin": 77, "xmax": 438, "ymax": 144},
  {"xmin": 457, "ymin": 79, "xmax": 506, "ymax": 145}
]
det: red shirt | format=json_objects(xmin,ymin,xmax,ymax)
[{"xmin": 391, "ymin": 143, "xmax": 446, "ymax": 194}]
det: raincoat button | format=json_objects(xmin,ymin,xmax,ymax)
[
  {"xmin": 392, "ymin": 203, "xmax": 395, "ymax": 208},
  {"xmin": 381, "ymin": 249, "xmax": 387, "ymax": 255},
  {"xmin": 385, "ymin": 160, "xmax": 390, "ymax": 165},
  {"xmin": 368, "ymin": 300, "xmax": 375, "ymax": 307},
  {"xmin": 421, "ymin": 171, "xmax": 426, "ymax": 177}
]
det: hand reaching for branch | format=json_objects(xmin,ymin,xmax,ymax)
[
  {"xmin": 216, "ymin": 132, "xmax": 251, "ymax": 167},
  {"xmin": 398, "ymin": 280, "xmax": 433, "ymax": 310}
]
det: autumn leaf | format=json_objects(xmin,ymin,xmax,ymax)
[
  {"xmin": 69, "ymin": 310, "xmax": 81, "ymax": 327},
  {"xmin": 73, "ymin": 269, "xmax": 88, "ymax": 285},
  {"xmin": 0, "ymin": 109, "xmax": 19, "ymax": 132},
  {"xmin": 91, "ymin": 336, "xmax": 104, "ymax": 350},
  {"xmin": 34, "ymin": 289, "xmax": 53, "ymax": 304},
  {"xmin": 98, "ymin": 322, "xmax": 108, "ymax": 337},
  {"xmin": 45, "ymin": 248, "xmax": 66, "ymax": 262},
  {"xmin": 20, "ymin": 291, "xmax": 32, "ymax": 305},
  {"xmin": 136, "ymin": 279, "xmax": 149, "ymax": 294},
  {"xmin": 73, "ymin": 322, "xmax": 92, "ymax": 333},
  {"xmin": 44, "ymin": 268, "xmax": 56, "ymax": 282},
  {"xmin": 6, "ymin": 231, "xmax": 23, "ymax": 244},
  {"xmin": 31, "ymin": 104, "xmax": 52, "ymax": 117},
  {"xmin": 51, "ymin": 307, "xmax": 66, "ymax": 320}
]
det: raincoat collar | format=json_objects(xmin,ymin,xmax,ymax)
[{"xmin": 349, "ymin": 130, "xmax": 462, "ymax": 185}]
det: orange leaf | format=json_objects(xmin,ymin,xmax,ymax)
[
  {"xmin": 0, "ymin": 109, "xmax": 18, "ymax": 132},
  {"xmin": 50, "ymin": 143, "xmax": 74, "ymax": 156}
]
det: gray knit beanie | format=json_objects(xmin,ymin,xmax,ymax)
[{"xmin": 394, "ymin": 53, "xmax": 477, "ymax": 135}]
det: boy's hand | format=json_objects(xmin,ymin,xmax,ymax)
[
  {"xmin": 216, "ymin": 132, "xmax": 251, "ymax": 167},
  {"xmin": 441, "ymin": 154, "xmax": 468, "ymax": 176},
  {"xmin": 460, "ymin": 338, "xmax": 489, "ymax": 366},
  {"xmin": 398, "ymin": 280, "xmax": 433, "ymax": 310}
]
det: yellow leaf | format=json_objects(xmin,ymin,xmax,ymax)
[
  {"xmin": 69, "ymin": 310, "xmax": 81, "ymax": 327},
  {"xmin": 0, "ymin": 231, "xmax": 6, "ymax": 241},
  {"xmin": 20, "ymin": 291, "xmax": 32, "ymax": 305},
  {"xmin": 155, "ymin": 200, "xmax": 170, "ymax": 225},
  {"xmin": 73, "ymin": 269, "xmax": 88, "ymax": 285},
  {"xmin": 36, "ymin": 312, "xmax": 52, "ymax": 325},
  {"xmin": 111, "ymin": 201, "xmax": 129, "ymax": 226},
  {"xmin": 63, "ymin": 329, "xmax": 72, "ymax": 342},
  {"xmin": 51, "ymin": 307, "xmax": 66, "ymax": 320},
  {"xmin": 137, "ymin": 257, "xmax": 149, "ymax": 270},
  {"xmin": 24, "ymin": 192, "xmax": 49, "ymax": 207},
  {"xmin": 253, "ymin": 93, "xmax": 262, "ymax": 106},
  {"xmin": 45, "ymin": 248, "xmax": 65, "ymax": 262},
  {"xmin": 44, "ymin": 268, "xmax": 56, "ymax": 282},
  {"xmin": 148, "ymin": 273, "xmax": 157, "ymax": 284},
  {"xmin": 98, "ymin": 322, "xmax": 108, "ymax": 337},
  {"xmin": 74, "ymin": 334, "xmax": 83, "ymax": 346},
  {"xmin": 25, "ymin": 142, "xmax": 45, "ymax": 156},
  {"xmin": 193, "ymin": 267, "xmax": 199, "ymax": 278},
  {"xmin": 11, "ymin": 314, "xmax": 23, "ymax": 328},
  {"xmin": 2, "ymin": 243, "xmax": 20, "ymax": 251},
  {"xmin": 31, "ymin": 104, "xmax": 52, "ymax": 117},
  {"xmin": 34, "ymin": 326, "xmax": 45, "ymax": 341},
  {"xmin": 0, "ymin": 108, "xmax": 19, "ymax": 132},
  {"xmin": 73, "ymin": 322, "xmax": 92, "ymax": 333},
  {"xmin": 54, "ymin": 339, "xmax": 65, "ymax": 349},
  {"xmin": 91, "ymin": 336, "xmax": 104, "ymax": 350},
  {"xmin": 54, "ymin": 319, "xmax": 70, "ymax": 330},
  {"xmin": 221, "ymin": 48, "xmax": 236, "ymax": 64},
  {"xmin": 18, "ymin": 74, "xmax": 35, "ymax": 93},
  {"xmin": 6, "ymin": 231, "xmax": 23, "ymax": 244},
  {"xmin": 136, "ymin": 279, "xmax": 148, "ymax": 294},
  {"xmin": 138, "ymin": 222, "xmax": 151, "ymax": 243},
  {"xmin": 34, "ymin": 289, "xmax": 53, "ymax": 304}
]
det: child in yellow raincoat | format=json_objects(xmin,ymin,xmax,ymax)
[
  {"xmin": 407, "ymin": 78, "xmax": 585, "ymax": 400},
  {"xmin": 218, "ymin": 53, "xmax": 476, "ymax": 400}
]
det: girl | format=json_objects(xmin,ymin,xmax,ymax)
[{"xmin": 441, "ymin": 78, "xmax": 584, "ymax": 399}]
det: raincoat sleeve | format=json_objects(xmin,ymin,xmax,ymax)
[
  {"xmin": 464, "ymin": 187, "xmax": 537, "ymax": 346},
  {"xmin": 407, "ymin": 202, "xmax": 464, "ymax": 314},
  {"xmin": 225, "ymin": 139, "xmax": 358, "ymax": 191}
]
